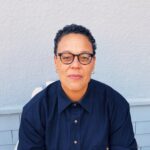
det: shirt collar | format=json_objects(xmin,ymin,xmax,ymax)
[
  {"xmin": 79, "ymin": 80, "xmax": 93, "ymax": 113},
  {"xmin": 57, "ymin": 80, "xmax": 93, "ymax": 114},
  {"xmin": 57, "ymin": 81, "xmax": 72, "ymax": 114}
]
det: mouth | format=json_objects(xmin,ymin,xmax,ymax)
[{"xmin": 67, "ymin": 74, "xmax": 83, "ymax": 80}]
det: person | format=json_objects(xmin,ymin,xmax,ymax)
[{"xmin": 18, "ymin": 24, "xmax": 137, "ymax": 150}]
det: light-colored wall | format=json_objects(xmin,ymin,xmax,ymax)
[{"xmin": 0, "ymin": 1, "xmax": 150, "ymax": 108}]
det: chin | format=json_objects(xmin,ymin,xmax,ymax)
[
  {"xmin": 69, "ymin": 86, "xmax": 83, "ymax": 91},
  {"xmin": 67, "ymin": 82, "xmax": 85, "ymax": 91}
]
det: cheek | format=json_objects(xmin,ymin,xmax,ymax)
[
  {"xmin": 82, "ymin": 68, "xmax": 93, "ymax": 80},
  {"xmin": 85, "ymin": 65, "xmax": 94, "ymax": 74},
  {"xmin": 57, "ymin": 64, "xmax": 69, "ymax": 75}
]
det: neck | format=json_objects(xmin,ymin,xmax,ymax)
[{"xmin": 61, "ymin": 84, "xmax": 88, "ymax": 102}]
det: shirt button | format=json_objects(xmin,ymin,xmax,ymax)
[
  {"xmin": 74, "ymin": 119, "xmax": 78, "ymax": 124},
  {"xmin": 73, "ymin": 103, "xmax": 77, "ymax": 107},
  {"xmin": 73, "ymin": 140, "xmax": 78, "ymax": 144}
]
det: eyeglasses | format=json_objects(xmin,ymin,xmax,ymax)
[{"xmin": 57, "ymin": 52, "xmax": 94, "ymax": 65}]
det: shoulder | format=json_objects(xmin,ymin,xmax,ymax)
[
  {"xmin": 22, "ymin": 80, "xmax": 60, "ymax": 116},
  {"xmin": 91, "ymin": 79, "xmax": 129, "ymax": 108}
]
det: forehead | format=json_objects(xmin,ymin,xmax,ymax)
[{"xmin": 57, "ymin": 33, "xmax": 93, "ymax": 53}]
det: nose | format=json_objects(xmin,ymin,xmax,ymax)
[{"xmin": 71, "ymin": 56, "xmax": 80, "ymax": 67}]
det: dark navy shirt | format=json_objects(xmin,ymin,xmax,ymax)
[{"xmin": 18, "ymin": 79, "xmax": 137, "ymax": 150}]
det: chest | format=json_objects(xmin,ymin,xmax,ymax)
[{"xmin": 45, "ymin": 104, "xmax": 109, "ymax": 150}]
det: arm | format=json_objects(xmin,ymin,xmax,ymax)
[
  {"xmin": 108, "ymin": 91, "xmax": 137, "ymax": 149},
  {"xmin": 18, "ymin": 106, "xmax": 46, "ymax": 150}
]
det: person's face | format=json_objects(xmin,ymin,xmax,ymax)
[{"xmin": 54, "ymin": 33, "xmax": 96, "ymax": 92}]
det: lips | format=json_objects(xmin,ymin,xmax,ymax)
[{"xmin": 68, "ymin": 74, "xmax": 83, "ymax": 80}]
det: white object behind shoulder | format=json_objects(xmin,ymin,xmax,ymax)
[{"xmin": 31, "ymin": 81, "xmax": 54, "ymax": 98}]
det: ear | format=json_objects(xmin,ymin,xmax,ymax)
[
  {"xmin": 93, "ymin": 56, "xmax": 96, "ymax": 65},
  {"xmin": 92, "ymin": 56, "xmax": 96, "ymax": 72},
  {"xmin": 54, "ymin": 55, "xmax": 58, "ymax": 68},
  {"xmin": 54, "ymin": 55, "xmax": 57, "ymax": 65},
  {"xmin": 54, "ymin": 55, "xmax": 59, "ymax": 73}
]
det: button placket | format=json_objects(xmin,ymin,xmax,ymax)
[{"xmin": 71, "ymin": 103, "xmax": 81, "ymax": 150}]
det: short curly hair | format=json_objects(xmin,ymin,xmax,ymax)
[{"xmin": 54, "ymin": 24, "xmax": 96, "ymax": 55}]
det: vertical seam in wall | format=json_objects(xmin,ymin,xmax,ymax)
[
  {"xmin": 11, "ymin": 130, "xmax": 13, "ymax": 144},
  {"xmin": 135, "ymin": 121, "xmax": 137, "ymax": 134},
  {"xmin": 19, "ymin": 113, "xmax": 21, "ymax": 123}
]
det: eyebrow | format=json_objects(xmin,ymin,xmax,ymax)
[{"xmin": 57, "ymin": 50, "xmax": 93, "ymax": 54}]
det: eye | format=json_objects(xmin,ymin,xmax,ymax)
[
  {"xmin": 80, "ymin": 54, "xmax": 91, "ymax": 61},
  {"xmin": 61, "ymin": 53, "xmax": 73, "ymax": 61}
]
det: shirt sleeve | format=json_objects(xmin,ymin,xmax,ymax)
[
  {"xmin": 108, "ymin": 90, "xmax": 138, "ymax": 150},
  {"xmin": 18, "ymin": 105, "xmax": 46, "ymax": 150}
]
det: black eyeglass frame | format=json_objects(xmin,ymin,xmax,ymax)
[{"xmin": 56, "ymin": 52, "xmax": 95, "ymax": 65}]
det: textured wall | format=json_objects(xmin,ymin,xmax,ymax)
[{"xmin": 0, "ymin": 0, "xmax": 150, "ymax": 107}]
